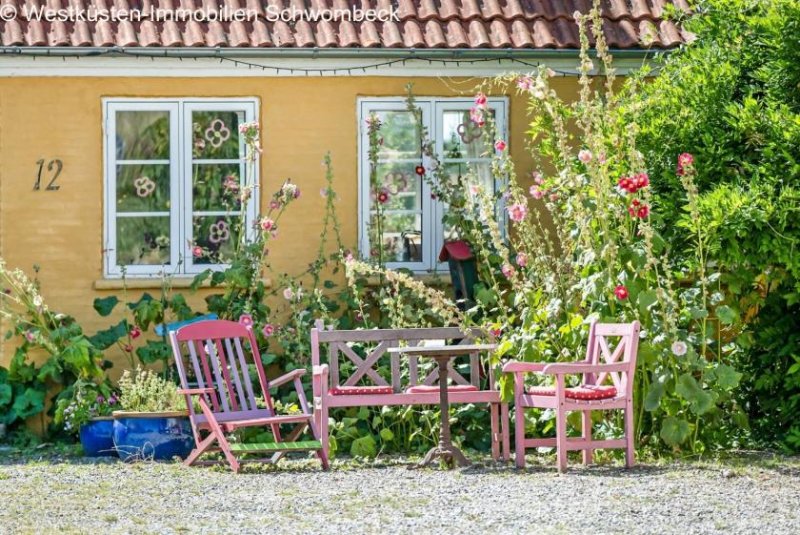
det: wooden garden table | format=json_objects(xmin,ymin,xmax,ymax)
[{"xmin": 388, "ymin": 344, "xmax": 497, "ymax": 469}]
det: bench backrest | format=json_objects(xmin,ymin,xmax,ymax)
[{"xmin": 311, "ymin": 320, "xmax": 493, "ymax": 392}]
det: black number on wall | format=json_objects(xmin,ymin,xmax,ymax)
[{"xmin": 34, "ymin": 159, "xmax": 63, "ymax": 191}]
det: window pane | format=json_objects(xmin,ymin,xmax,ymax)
[
  {"xmin": 192, "ymin": 163, "xmax": 242, "ymax": 212},
  {"xmin": 116, "ymin": 164, "xmax": 170, "ymax": 212},
  {"xmin": 192, "ymin": 111, "xmax": 243, "ymax": 160},
  {"xmin": 374, "ymin": 110, "xmax": 420, "ymax": 160},
  {"xmin": 192, "ymin": 216, "xmax": 241, "ymax": 265},
  {"xmin": 442, "ymin": 110, "xmax": 494, "ymax": 159},
  {"xmin": 442, "ymin": 162, "xmax": 493, "ymax": 192},
  {"xmin": 116, "ymin": 216, "xmax": 171, "ymax": 265},
  {"xmin": 372, "ymin": 163, "xmax": 422, "ymax": 211},
  {"xmin": 115, "ymin": 111, "xmax": 170, "ymax": 160},
  {"xmin": 369, "ymin": 213, "xmax": 422, "ymax": 263}
]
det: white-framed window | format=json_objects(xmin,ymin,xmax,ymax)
[
  {"xmin": 358, "ymin": 97, "xmax": 508, "ymax": 272},
  {"xmin": 103, "ymin": 98, "xmax": 258, "ymax": 278}
]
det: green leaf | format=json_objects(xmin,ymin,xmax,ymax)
[
  {"xmin": 88, "ymin": 320, "xmax": 128, "ymax": 350},
  {"xmin": 135, "ymin": 340, "xmax": 172, "ymax": 365},
  {"xmin": 644, "ymin": 380, "xmax": 665, "ymax": 412},
  {"xmin": 712, "ymin": 363, "xmax": 742, "ymax": 390},
  {"xmin": 93, "ymin": 296, "xmax": 119, "ymax": 317},
  {"xmin": 715, "ymin": 305, "xmax": 738, "ymax": 325},
  {"xmin": 637, "ymin": 290, "xmax": 658, "ymax": 315},
  {"xmin": 660, "ymin": 416, "xmax": 691, "ymax": 447},
  {"xmin": 11, "ymin": 387, "xmax": 46, "ymax": 420},
  {"xmin": 379, "ymin": 428, "xmax": 395, "ymax": 441},
  {"xmin": 350, "ymin": 434, "xmax": 377, "ymax": 458},
  {"xmin": 675, "ymin": 373, "xmax": 714, "ymax": 415},
  {"xmin": 0, "ymin": 383, "xmax": 12, "ymax": 406}
]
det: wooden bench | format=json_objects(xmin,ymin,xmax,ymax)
[{"xmin": 310, "ymin": 320, "xmax": 509, "ymax": 460}]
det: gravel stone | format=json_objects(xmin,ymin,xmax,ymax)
[{"xmin": 1, "ymin": 452, "xmax": 798, "ymax": 534}]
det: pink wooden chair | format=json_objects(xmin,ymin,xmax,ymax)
[
  {"xmin": 169, "ymin": 316, "xmax": 329, "ymax": 472},
  {"xmin": 311, "ymin": 321, "xmax": 510, "ymax": 461},
  {"xmin": 503, "ymin": 321, "xmax": 640, "ymax": 472}
]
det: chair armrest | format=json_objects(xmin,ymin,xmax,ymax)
[
  {"xmin": 178, "ymin": 387, "xmax": 215, "ymax": 396},
  {"xmin": 268, "ymin": 368, "xmax": 306, "ymax": 389},
  {"xmin": 502, "ymin": 361, "xmax": 547, "ymax": 373},
  {"xmin": 313, "ymin": 364, "xmax": 329, "ymax": 375},
  {"xmin": 542, "ymin": 362, "xmax": 630, "ymax": 375}
]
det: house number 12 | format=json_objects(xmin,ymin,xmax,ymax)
[{"xmin": 34, "ymin": 159, "xmax": 63, "ymax": 191}]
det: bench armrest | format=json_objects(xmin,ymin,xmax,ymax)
[
  {"xmin": 542, "ymin": 362, "xmax": 630, "ymax": 375},
  {"xmin": 502, "ymin": 361, "xmax": 547, "ymax": 373},
  {"xmin": 268, "ymin": 368, "xmax": 306, "ymax": 389}
]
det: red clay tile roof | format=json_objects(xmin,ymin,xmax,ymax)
[{"xmin": 0, "ymin": 0, "xmax": 692, "ymax": 49}]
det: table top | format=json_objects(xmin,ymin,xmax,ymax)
[{"xmin": 387, "ymin": 344, "xmax": 497, "ymax": 357}]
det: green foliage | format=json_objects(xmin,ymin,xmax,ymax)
[
  {"xmin": 629, "ymin": 0, "xmax": 800, "ymax": 450},
  {"xmin": 117, "ymin": 368, "xmax": 184, "ymax": 413}
]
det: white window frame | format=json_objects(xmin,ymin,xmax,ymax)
[
  {"xmin": 103, "ymin": 98, "xmax": 258, "ymax": 278},
  {"xmin": 357, "ymin": 97, "xmax": 508, "ymax": 273}
]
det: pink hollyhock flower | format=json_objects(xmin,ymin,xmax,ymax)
[
  {"xmin": 637, "ymin": 205, "xmax": 650, "ymax": 219},
  {"xmin": 130, "ymin": 326, "xmax": 141, "ymax": 339},
  {"xmin": 671, "ymin": 341, "xmax": 688, "ymax": 356},
  {"xmin": 532, "ymin": 171, "xmax": 544, "ymax": 185},
  {"xmin": 239, "ymin": 314, "xmax": 254, "ymax": 327},
  {"xmin": 24, "ymin": 330, "xmax": 36, "ymax": 343},
  {"xmin": 489, "ymin": 327, "xmax": 502, "ymax": 338},
  {"xmin": 516, "ymin": 76, "xmax": 534, "ymax": 91},
  {"xmin": 474, "ymin": 92, "xmax": 487, "ymax": 107},
  {"xmin": 578, "ymin": 149, "xmax": 593, "ymax": 163},
  {"xmin": 494, "ymin": 139, "xmax": 507, "ymax": 151},
  {"xmin": 192, "ymin": 246, "xmax": 203, "ymax": 258},
  {"xmin": 501, "ymin": 263, "xmax": 515, "ymax": 278},
  {"xmin": 377, "ymin": 188, "xmax": 390, "ymax": 204},
  {"xmin": 614, "ymin": 285, "xmax": 629, "ymax": 300},
  {"xmin": 529, "ymin": 186, "xmax": 544, "ymax": 200},
  {"xmin": 506, "ymin": 202, "xmax": 528, "ymax": 222},
  {"xmin": 516, "ymin": 252, "xmax": 528, "ymax": 267},
  {"xmin": 282, "ymin": 288, "xmax": 294, "ymax": 301},
  {"xmin": 262, "ymin": 324, "xmax": 275, "ymax": 337},
  {"xmin": 96, "ymin": 395, "xmax": 105, "ymax": 404},
  {"xmin": 269, "ymin": 200, "xmax": 281, "ymax": 210},
  {"xmin": 677, "ymin": 152, "xmax": 694, "ymax": 175},
  {"xmin": 343, "ymin": 251, "xmax": 354, "ymax": 263},
  {"xmin": 260, "ymin": 218, "xmax": 275, "ymax": 231},
  {"xmin": 549, "ymin": 193, "xmax": 559, "ymax": 202},
  {"xmin": 469, "ymin": 107, "xmax": 485, "ymax": 127},
  {"xmin": 634, "ymin": 173, "xmax": 650, "ymax": 189}
]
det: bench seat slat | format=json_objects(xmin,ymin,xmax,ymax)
[{"xmin": 229, "ymin": 440, "xmax": 323, "ymax": 452}]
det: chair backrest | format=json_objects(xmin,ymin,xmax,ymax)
[
  {"xmin": 169, "ymin": 317, "xmax": 271, "ymax": 418},
  {"xmin": 584, "ymin": 321, "xmax": 641, "ymax": 397},
  {"xmin": 311, "ymin": 320, "xmax": 491, "ymax": 392}
]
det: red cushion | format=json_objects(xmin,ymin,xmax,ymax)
[
  {"xmin": 329, "ymin": 386, "xmax": 394, "ymax": 396},
  {"xmin": 528, "ymin": 385, "xmax": 618, "ymax": 400},
  {"xmin": 405, "ymin": 384, "xmax": 479, "ymax": 394}
]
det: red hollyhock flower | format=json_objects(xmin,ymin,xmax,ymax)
[
  {"xmin": 637, "ymin": 205, "xmax": 650, "ymax": 219},
  {"xmin": 415, "ymin": 165, "xmax": 425, "ymax": 176},
  {"xmin": 614, "ymin": 285, "xmax": 629, "ymax": 300}
]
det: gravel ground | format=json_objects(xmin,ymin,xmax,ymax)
[{"xmin": 1, "ymin": 450, "xmax": 799, "ymax": 534}]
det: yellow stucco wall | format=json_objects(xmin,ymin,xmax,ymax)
[{"xmin": 0, "ymin": 75, "xmax": 579, "ymax": 373}]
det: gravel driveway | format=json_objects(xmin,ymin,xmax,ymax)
[{"xmin": 1, "ymin": 451, "xmax": 798, "ymax": 534}]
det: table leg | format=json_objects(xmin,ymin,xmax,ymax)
[{"xmin": 418, "ymin": 355, "xmax": 470, "ymax": 469}]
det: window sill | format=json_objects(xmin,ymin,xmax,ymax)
[
  {"xmin": 364, "ymin": 272, "xmax": 452, "ymax": 288},
  {"xmin": 93, "ymin": 278, "xmax": 272, "ymax": 291}
]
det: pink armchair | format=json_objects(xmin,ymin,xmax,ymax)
[{"xmin": 503, "ymin": 321, "xmax": 641, "ymax": 472}]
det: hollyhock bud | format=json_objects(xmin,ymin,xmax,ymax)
[
  {"xmin": 494, "ymin": 140, "xmax": 507, "ymax": 152},
  {"xmin": 501, "ymin": 264, "xmax": 515, "ymax": 279},
  {"xmin": 614, "ymin": 285, "xmax": 629, "ymax": 300},
  {"xmin": 516, "ymin": 253, "xmax": 528, "ymax": 267},
  {"xmin": 130, "ymin": 326, "xmax": 141, "ymax": 339}
]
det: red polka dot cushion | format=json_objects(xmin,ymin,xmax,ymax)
[
  {"xmin": 528, "ymin": 384, "xmax": 618, "ymax": 400},
  {"xmin": 405, "ymin": 384, "xmax": 479, "ymax": 394},
  {"xmin": 329, "ymin": 386, "xmax": 394, "ymax": 396}
]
